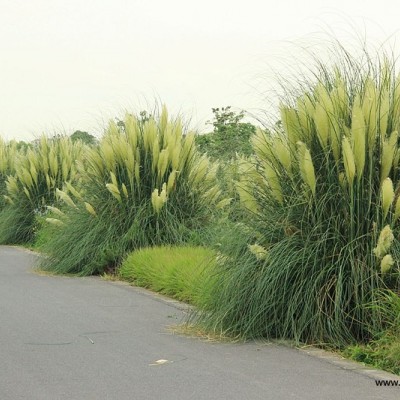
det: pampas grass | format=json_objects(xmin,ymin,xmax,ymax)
[
  {"xmin": 196, "ymin": 44, "xmax": 400, "ymax": 345},
  {"xmin": 0, "ymin": 136, "xmax": 83, "ymax": 244},
  {"xmin": 39, "ymin": 107, "xmax": 223, "ymax": 275}
]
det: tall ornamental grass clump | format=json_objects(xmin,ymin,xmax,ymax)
[
  {"xmin": 0, "ymin": 136, "xmax": 83, "ymax": 244},
  {"xmin": 197, "ymin": 51, "xmax": 400, "ymax": 345},
  {"xmin": 0, "ymin": 137, "xmax": 18, "ymax": 211},
  {"xmin": 39, "ymin": 107, "xmax": 225, "ymax": 275}
]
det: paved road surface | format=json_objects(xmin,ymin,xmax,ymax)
[{"xmin": 1, "ymin": 246, "xmax": 399, "ymax": 400}]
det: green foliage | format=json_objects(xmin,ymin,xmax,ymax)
[
  {"xmin": 344, "ymin": 290, "xmax": 400, "ymax": 375},
  {"xmin": 32, "ymin": 215, "xmax": 58, "ymax": 250},
  {"xmin": 119, "ymin": 246, "xmax": 216, "ymax": 305},
  {"xmin": 196, "ymin": 106, "xmax": 255, "ymax": 160},
  {"xmin": 196, "ymin": 50, "xmax": 400, "ymax": 345},
  {"xmin": 39, "ymin": 106, "xmax": 223, "ymax": 275},
  {"xmin": 0, "ymin": 203, "xmax": 36, "ymax": 244},
  {"xmin": 17, "ymin": 140, "xmax": 32, "ymax": 151},
  {"xmin": 70, "ymin": 130, "xmax": 97, "ymax": 146}
]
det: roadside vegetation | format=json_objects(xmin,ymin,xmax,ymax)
[
  {"xmin": 0, "ymin": 136, "xmax": 84, "ymax": 243},
  {"xmin": 197, "ymin": 49, "xmax": 400, "ymax": 346},
  {"xmin": 38, "ymin": 107, "xmax": 225, "ymax": 275},
  {"xmin": 119, "ymin": 246, "xmax": 216, "ymax": 306},
  {"xmin": 343, "ymin": 290, "xmax": 400, "ymax": 375},
  {"xmin": 0, "ymin": 42, "xmax": 399, "ymax": 375}
]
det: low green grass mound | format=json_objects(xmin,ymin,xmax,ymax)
[{"xmin": 119, "ymin": 246, "xmax": 216, "ymax": 306}]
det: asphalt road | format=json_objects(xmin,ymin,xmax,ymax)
[{"xmin": 1, "ymin": 245, "xmax": 399, "ymax": 400}]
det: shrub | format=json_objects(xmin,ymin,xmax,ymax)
[
  {"xmin": 39, "ymin": 107, "xmax": 225, "ymax": 275},
  {"xmin": 0, "ymin": 136, "xmax": 83, "ymax": 244},
  {"xmin": 119, "ymin": 246, "xmax": 216, "ymax": 306},
  {"xmin": 197, "ymin": 49, "xmax": 400, "ymax": 345}
]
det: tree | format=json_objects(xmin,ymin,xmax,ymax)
[
  {"xmin": 70, "ymin": 130, "xmax": 97, "ymax": 146},
  {"xmin": 196, "ymin": 106, "xmax": 256, "ymax": 160}
]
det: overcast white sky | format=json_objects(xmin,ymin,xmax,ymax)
[{"xmin": 1, "ymin": 0, "xmax": 400, "ymax": 140}]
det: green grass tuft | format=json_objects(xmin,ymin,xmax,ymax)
[
  {"xmin": 119, "ymin": 246, "xmax": 216, "ymax": 306},
  {"xmin": 344, "ymin": 290, "xmax": 400, "ymax": 375},
  {"xmin": 0, "ymin": 204, "xmax": 35, "ymax": 244}
]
